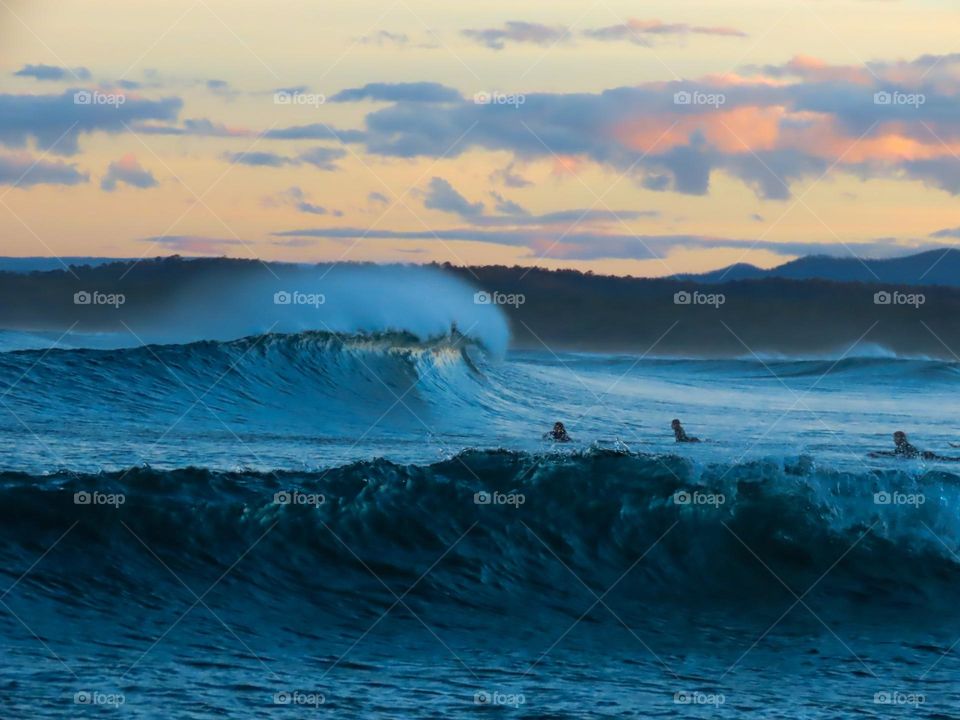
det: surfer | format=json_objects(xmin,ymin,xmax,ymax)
[
  {"xmin": 893, "ymin": 431, "xmax": 925, "ymax": 458},
  {"xmin": 671, "ymin": 419, "xmax": 700, "ymax": 443},
  {"xmin": 545, "ymin": 421, "xmax": 571, "ymax": 443},
  {"xmin": 869, "ymin": 431, "xmax": 958, "ymax": 461}
]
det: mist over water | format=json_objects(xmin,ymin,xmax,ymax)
[
  {"xmin": 1, "ymin": 263, "xmax": 510, "ymax": 354},
  {"xmin": 161, "ymin": 264, "xmax": 510, "ymax": 354}
]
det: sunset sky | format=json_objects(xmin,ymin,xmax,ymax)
[{"xmin": 2, "ymin": 0, "xmax": 960, "ymax": 276}]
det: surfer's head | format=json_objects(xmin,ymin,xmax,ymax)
[
  {"xmin": 554, "ymin": 422, "xmax": 566, "ymax": 435},
  {"xmin": 671, "ymin": 419, "xmax": 682, "ymax": 429},
  {"xmin": 894, "ymin": 431, "xmax": 907, "ymax": 445}
]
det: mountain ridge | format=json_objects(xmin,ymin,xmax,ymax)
[{"xmin": 676, "ymin": 248, "xmax": 960, "ymax": 286}]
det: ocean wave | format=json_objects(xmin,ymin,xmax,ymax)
[
  {"xmin": 4, "ymin": 449, "xmax": 959, "ymax": 624},
  {"xmin": 632, "ymin": 354, "xmax": 960, "ymax": 383},
  {"xmin": 0, "ymin": 330, "xmax": 493, "ymax": 436}
]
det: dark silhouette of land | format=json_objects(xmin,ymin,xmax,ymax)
[
  {"xmin": 676, "ymin": 248, "xmax": 960, "ymax": 286},
  {"xmin": 1, "ymin": 255, "xmax": 959, "ymax": 357}
]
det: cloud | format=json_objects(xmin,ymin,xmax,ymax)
[
  {"xmin": 369, "ymin": 191, "xmax": 389, "ymax": 204},
  {"xmin": 319, "ymin": 53, "xmax": 960, "ymax": 199},
  {"xmin": 423, "ymin": 177, "xmax": 660, "ymax": 231},
  {"xmin": 929, "ymin": 226, "xmax": 960, "ymax": 239},
  {"xmin": 0, "ymin": 90, "xmax": 181, "ymax": 155},
  {"xmin": 475, "ymin": 208, "xmax": 659, "ymax": 227},
  {"xmin": 490, "ymin": 191, "xmax": 528, "ymax": 216},
  {"xmin": 462, "ymin": 21, "xmax": 571, "ymax": 50},
  {"xmin": 100, "ymin": 154, "xmax": 158, "ymax": 191},
  {"xmin": 264, "ymin": 186, "xmax": 333, "ymax": 215},
  {"xmin": 14, "ymin": 64, "xmax": 91, "ymax": 82},
  {"xmin": 135, "ymin": 117, "xmax": 251, "ymax": 138},
  {"xmin": 263, "ymin": 124, "xmax": 366, "ymax": 143},
  {"xmin": 331, "ymin": 82, "xmax": 462, "ymax": 103},
  {"xmin": 0, "ymin": 152, "xmax": 88, "ymax": 187},
  {"xmin": 461, "ymin": 18, "xmax": 746, "ymax": 50},
  {"xmin": 223, "ymin": 146, "xmax": 346, "ymax": 170},
  {"xmin": 298, "ymin": 146, "xmax": 347, "ymax": 170},
  {"xmin": 583, "ymin": 18, "xmax": 748, "ymax": 45},
  {"xmin": 141, "ymin": 235, "xmax": 245, "ymax": 254},
  {"xmin": 423, "ymin": 177, "xmax": 485, "ymax": 217},
  {"xmin": 358, "ymin": 30, "xmax": 409, "ymax": 46},
  {"xmin": 273, "ymin": 85, "xmax": 310, "ymax": 97},
  {"xmin": 899, "ymin": 158, "xmax": 960, "ymax": 195},
  {"xmin": 492, "ymin": 163, "xmax": 532, "ymax": 189},
  {"xmin": 102, "ymin": 53, "xmax": 960, "ymax": 202},
  {"xmin": 424, "ymin": 176, "xmax": 659, "ymax": 227},
  {"xmin": 273, "ymin": 225, "xmax": 937, "ymax": 261},
  {"xmin": 205, "ymin": 79, "xmax": 238, "ymax": 99},
  {"xmin": 642, "ymin": 174, "xmax": 671, "ymax": 191},
  {"xmin": 224, "ymin": 151, "xmax": 292, "ymax": 167}
]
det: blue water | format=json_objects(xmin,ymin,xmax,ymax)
[{"xmin": 2, "ymin": 330, "xmax": 960, "ymax": 718}]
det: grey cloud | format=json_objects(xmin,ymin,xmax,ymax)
[
  {"xmin": 0, "ymin": 90, "xmax": 182, "ymax": 155},
  {"xmin": 490, "ymin": 191, "xmax": 528, "ymax": 216},
  {"xmin": 583, "ymin": 19, "xmax": 747, "ymax": 45},
  {"xmin": 100, "ymin": 156, "xmax": 158, "ymax": 191},
  {"xmin": 424, "ymin": 177, "xmax": 485, "ymax": 217},
  {"xmin": 0, "ymin": 153, "xmax": 88, "ymax": 187},
  {"xmin": 331, "ymin": 82, "xmax": 461, "ymax": 103},
  {"xmin": 462, "ymin": 22, "xmax": 571, "ymax": 50},
  {"xmin": 224, "ymin": 146, "xmax": 346, "ymax": 170},
  {"xmin": 14, "ymin": 64, "xmax": 91, "ymax": 82},
  {"xmin": 272, "ymin": 225, "xmax": 938, "ymax": 262}
]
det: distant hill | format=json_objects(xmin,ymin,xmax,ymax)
[
  {"xmin": 0, "ymin": 257, "xmax": 135, "ymax": 272},
  {"xmin": 678, "ymin": 249, "xmax": 960, "ymax": 286},
  {"xmin": 3, "ymin": 249, "xmax": 959, "ymax": 285},
  {"xmin": 2, "ymin": 255, "xmax": 960, "ymax": 356}
]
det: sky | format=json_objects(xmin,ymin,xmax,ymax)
[{"xmin": 2, "ymin": 0, "xmax": 960, "ymax": 276}]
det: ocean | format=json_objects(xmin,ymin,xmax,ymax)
[{"xmin": 1, "ymin": 329, "xmax": 959, "ymax": 718}]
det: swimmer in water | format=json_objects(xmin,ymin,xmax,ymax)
[
  {"xmin": 545, "ymin": 421, "xmax": 571, "ymax": 443},
  {"xmin": 869, "ymin": 431, "xmax": 958, "ymax": 461},
  {"xmin": 893, "ymin": 431, "xmax": 924, "ymax": 458},
  {"xmin": 671, "ymin": 419, "xmax": 700, "ymax": 443}
]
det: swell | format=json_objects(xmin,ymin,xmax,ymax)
[
  {"xmin": 3, "ymin": 450, "xmax": 959, "ymax": 625},
  {"xmin": 653, "ymin": 356, "xmax": 960, "ymax": 383},
  {"xmin": 0, "ymin": 330, "xmax": 491, "ymax": 436},
  {"xmin": 2, "ymin": 334, "xmax": 955, "ymax": 441}
]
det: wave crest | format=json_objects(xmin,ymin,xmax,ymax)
[{"xmin": 3, "ymin": 449, "xmax": 959, "ymax": 621}]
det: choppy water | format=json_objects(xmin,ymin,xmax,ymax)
[{"xmin": 1, "ymin": 330, "xmax": 959, "ymax": 718}]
